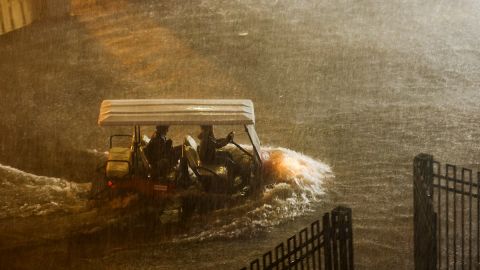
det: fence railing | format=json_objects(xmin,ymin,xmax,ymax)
[
  {"xmin": 414, "ymin": 154, "xmax": 437, "ymax": 270},
  {"xmin": 241, "ymin": 206, "xmax": 354, "ymax": 270},
  {"xmin": 414, "ymin": 153, "xmax": 480, "ymax": 270}
]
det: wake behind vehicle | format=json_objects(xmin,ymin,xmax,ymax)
[{"xmin": 93, "ymin": 99, "xmax": 264, "ymax": 220}]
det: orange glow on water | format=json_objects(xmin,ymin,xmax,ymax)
[
  {"xmin": 262, "ymin": 147, "xmax": 332, "ymax": 193},
  {"xmin": 278, "ymin": 154, "xmax": 309, "ymax": 176},
  {"xmin": 263, "ymin": 150, "xmax": 306, "ymax": 183}
]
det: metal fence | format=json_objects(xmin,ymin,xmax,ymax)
[
  {"xmin": 414, "ymin": 153, "xmax": 480, "ymax": 270},
  {"xmin": 241, "ymin": 206, "xmax": 354, "ymax": 270}
]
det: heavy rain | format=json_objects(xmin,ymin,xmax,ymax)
[{"xmin": 1, "ymin": 0, "xmax": 480, "ymax": 269}]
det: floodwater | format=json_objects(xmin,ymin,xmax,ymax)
[{"xmin": 1, "ymin": 0, "xmax": 480, "ymax": 269}]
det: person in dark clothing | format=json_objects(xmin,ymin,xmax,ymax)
[
  {"xmin": 145, "ymin": 125, "xmax": 173, "ymax": 179},
  {"xmin": 197, "ymin": 125, "xmax": 234, "ymax": 164}
]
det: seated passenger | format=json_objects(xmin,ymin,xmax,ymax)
[
  {"xmin": 145, "ymin": 125, "xmax": 173, "ymax": 179},
  {"xmin": 197, "ymin": 125, "xmax": 234, "ymax": 164}
]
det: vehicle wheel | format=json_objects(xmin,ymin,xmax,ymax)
[
  {"xmin": 179, "ymin": 193, "xmax": 196, "ymax": 222},
  {"xmin": 90, "ymin": 177, "xmax": 108, "ymax": 199}
]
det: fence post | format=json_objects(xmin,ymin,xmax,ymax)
[
  {"xmin": 332, "ymin": 206, "xmax": 354, "ymax": 270},
  {"xmin": 323, "ymin": 213, "xmax": 333, "ymax": 270},
  {"xmin": 311, "ymin": 220, "xmax": 321, "ymax": 269},
  {"xmin": 413, "ymin": 153, "xmax": 436, "ymax": 270},
  {"xmin": 275, "ymin": 243, "xmax": 286, "ymax": 269}
]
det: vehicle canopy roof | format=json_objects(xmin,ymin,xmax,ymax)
[{"xmin": 98, "ymin": 99, "xmax": 255, "ymax": 126}]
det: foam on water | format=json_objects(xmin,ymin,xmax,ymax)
[
  {"xmin": 0, "ymin": 164, "xmax": 90, "ymax": 219},
  {"xmin": 262, "ymin": 146, "xmax": 331, "ymax": 195},
  {"xmin": 178, "ymin": 146, "xmax": 333, "ymax": 241}
]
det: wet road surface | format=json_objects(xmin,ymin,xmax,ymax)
[{"xmin": 1, "ymin": 0, "xmax": 480, "ymax": 269}]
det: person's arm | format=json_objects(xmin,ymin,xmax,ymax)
[{"xmin": 210, "ymin": 132, "xmax": 234, "ymax": 148}]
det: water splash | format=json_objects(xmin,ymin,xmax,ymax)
[
  {"xmin": 0, "ymin": 164, "xmax": 90, "ymax": 219},
  {"xmin": 0, "ymin": 146, "xmax": 332, "ymax": 241},
  {"xmin": 178, "ymin": 146, "xmax": 333, "ymax": 241},
  {"xmin": 262, "ymin": 146, "xmax": 331, "ymax": 195}
]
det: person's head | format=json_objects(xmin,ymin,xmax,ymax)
[
  {"xmin": 200, "ymin": 125, "xmax": 213, "ymax": 133},
  {"xmin": 155, "ymin": 125, "xmax": 169, "ymax": 135}
]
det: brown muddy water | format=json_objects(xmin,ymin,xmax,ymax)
[{"xmin": 1, "ymin": 0, "xmax": 480, "ymax": 269}]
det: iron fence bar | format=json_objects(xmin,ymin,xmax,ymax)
[
  {"xmin": 428, "ymin": 161, "xmax": 434, "ymax": 197},
  {"xmin": 433, "ymin": 174, "xmax": 480, "ymax": 189},
  {"xmin": 347, "ymin": 208, "xmax": 354, "ymax": 270},
  {"xmin": 436, "ymin": 162, "xmax": 442, "ymax": 269},
  {"xmin": 433, "ymin": 211, "xmax": 438, "ymax": 270},
  {"xmin": 477, "ymin": 171, "xmax": 480, "ymax": 267},
  {"xmin": 432, "ymin": 184, "xmax": 480, "ymax": 199},
  {"xmin": 300, "ymin": 228, "xmax": 308, "ymax": 270},
  {"xmin": 308, "ymin": 222, "xmax": 315, "ymax": 270},
  {"xmin": 268, "ymin": 234, "xmax": 322, "ymax": 269},
  {"xmin": 433, "ymin": 161, "xmax": 443, "ymax": 269},
  {"xmin": 292, "ymin": 250, "xmax": 316, "ymax": 268},
  {"xmin": 295, "ymin": 230, "xmax": 324, "ymax": 250},
  {"xmin": 275, "ymin": 243, "xmax": 285, "ymax": 270},
  {"xmin": 468, "ymin": 169, "xmax": 472, "ymax": 270},
  {"xmin": 323, "ymin": 213, "xmax": 333, "ymax": 270},
  {"xmin": 446, "ymin": 164, "xmax": 450, "ymax": 270},
  {"xmin": 291, "ymin": 244, "xmax": 327, "ymax": 269},
  {"xmin": 263, "ymin": 251, "xmax": 272, "ymax": 270},
  {"xmin": 340, "ymin": 212, "xmax": 348, "ymax": 270},
  {"xmin": 287, "ymin": 235, "xmax": 297, "ymax": 270},
  {"xmin": 311, "ymin": 221, "xmax": 319, "ymax": 270},
  {"xmin": 461, "ymin": 169, "xmax": 465, "ymax": 270},
  {"xmin": 331, "ymin": 213, "xmax": 339, "ymax": 270},
  {"xmin": 251, "ymin": 259, "xmax": 260, "ymax": 270},
  {"xmin": 451, "ymin": 165, "xmax": 457, "ymax": 270},
  {"xmin": 333, "ymin": 207, "xmax": 352, "ymax": 270}
]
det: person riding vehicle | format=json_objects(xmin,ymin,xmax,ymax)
[
  {"xmin": 144, "ymin": 125, "xmax": 174, "ymax": 179},
  {"xmin": 197, "ymin": 125, "xmax": 235, "ymax": 164}
]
